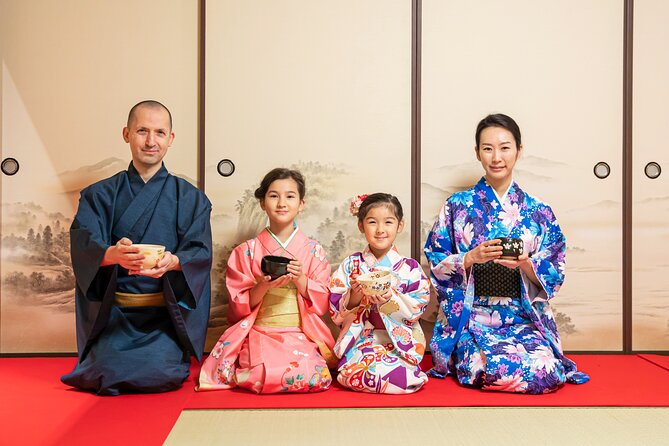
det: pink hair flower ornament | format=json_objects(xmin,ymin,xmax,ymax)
[{"xmin": 349, "ymin": 194, "xmax": 369, "ymax": 217}]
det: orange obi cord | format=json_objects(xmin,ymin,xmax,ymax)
[{"xmin": 114, "ymin": 292, "xmax": 165, "ymax": 307}]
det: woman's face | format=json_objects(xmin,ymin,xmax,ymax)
[{"xmin": 476, "ymin": 126, "xmax": 521, "ymax": 183}]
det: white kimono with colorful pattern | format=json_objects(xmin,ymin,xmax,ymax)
[{"xmin": 329, "ymin": 246, "xmax": 429, "ymax": 394}]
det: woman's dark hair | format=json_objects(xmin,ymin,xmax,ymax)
[
  {"xmin": 254, "ymin": 168, "xmax": 306, "ymax": 200},
  {"xmin": 358, "ymin": 193, "xmax": 404, "ymax": 223},
  {"xmin": 475, "ymin": 113, "xmax": 522, "ymax": 149}
]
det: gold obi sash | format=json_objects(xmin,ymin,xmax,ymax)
[
  {"xmin": 114, "ymin": 292, "xmax": 165, "ymax": 307},
  {"xmin": 255, "ymin": 283, "xmax": 301, "ymax": 328}
]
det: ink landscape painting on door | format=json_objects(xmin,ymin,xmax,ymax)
[
  {"xmin": 420, "ymin": 0, "xmax": 625, "ymax": 350},
  {"xmin": 0, "ymin": 0, "xmax": 198, "ymax": 353},
  {"xmin": 203, "ymin": 0, "xmax": 413, "ymax": 349}
]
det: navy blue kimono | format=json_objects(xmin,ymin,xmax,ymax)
[{"xmin": 61, "ymin": 163, "xmax": 212, "ymax": 395}]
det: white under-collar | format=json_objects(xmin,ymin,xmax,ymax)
[
  {"xmin": 491, "ymin": 181, "xmax": 513, "ymax": 205},
  {"xmin": 266, "ymin": 226, "xmax": 299, "ymax": 249}
]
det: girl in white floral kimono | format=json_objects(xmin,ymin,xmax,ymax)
[{"xmin": 329, "ymin": 193, "xmax": 430, "ymax": 394}]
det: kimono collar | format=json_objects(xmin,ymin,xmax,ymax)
[
  {"xmin": 113, "ymin": 162, "xmax": 169, "ymax": 242},
  {"xmin": 128, "ymin": 161, "xmax": 168, "ymax": 185},
  {"xmin": 476, "ymin": 176, "xmax": 518, "ymax": 207},
  {"xmin": 257, "ymin": 227, "xmax": 307, "ymax": 258},
  {"xmin": 266, "ymin": 226, "xmax": 299, "ymax": 250},
  {"xmin": 362, "ymin": 245, "xmax": 402, "ymax": 269}
]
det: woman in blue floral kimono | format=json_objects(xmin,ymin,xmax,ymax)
[{"xmin": 425, "ymin": 114, "xmax": 589, "ymax": 394}]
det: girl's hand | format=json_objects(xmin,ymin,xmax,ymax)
[
  {"xmin": 464, "ymin": 239, "xmax": 503, "ymax": 269},
  {"xmin": 250, "ymin": 274, "xmax": 290, "ymax": 308},
  {"xmin": 286, "ymin": 259, "xmax": 303, "ymax": 278},
  {"xmin": 365, "ymin": 289, "xmax": 392, "ymax": 305},
  {"xmin": 257, "ymin": 274, "xmax": 292, "ymax": 289},
  {"xmin": 349, "ymin": 274, "xmax": 364, "ymax": 298},
  {"xmin": 286, "ymin": 259, "xmax": 308, "ymax": 295},
  {"xmin": 346, "ymin": 273, "xmax": 365, "ymax": 309}
]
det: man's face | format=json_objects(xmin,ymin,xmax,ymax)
[{"xmin": 123, "ymin": 106, "xmax": 174, "ymax": 171}]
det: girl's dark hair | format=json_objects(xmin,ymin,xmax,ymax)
[
  {"xmin": 475, "ymin": 113, "xmax": 522, "ymax": 149},
  {"xmin": 254, "ymin": 168, "xmax": 306, "ymax": 200},
  {"xmin": 357, "ymin": 193, "xmax": 404, "ymax": 223}
]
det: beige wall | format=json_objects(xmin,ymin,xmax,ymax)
[{"xmin": 1, "ymin": 0, "xmax": 667, "ymax": 353}]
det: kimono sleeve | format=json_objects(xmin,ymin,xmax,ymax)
[
  {"xmin": 166, "ymin": 194, "xmax": 212, "ymax": 310},
  {"xmin": 379, "ymin": 259, "xmax": 429, "ymax": 324},
  {"xmin": 328, "ymin": 257, "xmax": 355, "ymax": 326},
  {"xmin": 301, "ymin": 245, "xmax": 331, "ymax": 316},
  {"xmin": 423, "ymin": 199, "xmax": 468, "ymax": 300},
  {"xmin": 527, "ymin": 204, "xmax": 566, "ymax": 302},
  {"xmin": 225, "ymin": 242, "xmax": 257, "ymax": 324},
  {"xmin": 70, "ymin": 184, "xmax": 116, "ymax": 296}
]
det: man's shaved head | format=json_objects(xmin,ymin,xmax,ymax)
[{"xmin": 127, "ymin": 100, "xmax": 172, "ymax": 130}]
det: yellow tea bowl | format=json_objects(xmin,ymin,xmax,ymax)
[
  {"xmin": 133, "ymin": 244, "xmax": 166, "ymax": 270},
  {"xmin": 356, "ymin": 270, "xmax": 392, "ymax": 296}
]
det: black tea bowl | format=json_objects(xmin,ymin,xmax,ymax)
[
  {"xmin": 496, "ymin": 237, "xmax": 524, "ymax": 259},
  {"xmin": 261, "ymin": 255, "xmax": 291, "ymax": 280}
]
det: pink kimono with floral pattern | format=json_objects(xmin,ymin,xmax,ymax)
[{"xmin": 198, "ymin": 229, "xmax": 335, "ymax": 393}]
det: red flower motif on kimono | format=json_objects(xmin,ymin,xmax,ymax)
[
  {"xmin": 215, "ymin": 360, "xmax": 235, "ymax": 385},
  {"xmin": 340, "ymin": 351, "xmax": 378, "ymax": 391},
  {"xmin": 210, "ymin": 340, "xmax": 229, "ymax": 359},
  {"xmin": 287, "ymin": 379, "xmax": 308, "ymax": 392},
  {"xmin": 281, "ymin": 369, "xmax": 309, "ymax": 393}
]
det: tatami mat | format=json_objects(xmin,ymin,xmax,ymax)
[{"xmin": 165, "ymin": 407, "xmax": 669, "ymax": 446}]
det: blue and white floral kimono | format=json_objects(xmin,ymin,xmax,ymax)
[{"xmin": 425, "ymin": 177, "xmax": 589, "ymax": 394}]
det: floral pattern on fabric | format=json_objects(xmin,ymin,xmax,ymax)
[
  {"xmin": 329, "ymin": 246, "xmax": 430, "ymax": 394},
  {"xmin": 424, "ymin": 178, "xmax": 589, "ymax": 393},
  {"xmin": 281, "ymin": 363, "xmax": 332, "ymax": 392},
  {"xmin": 198, "ymin": 229, "xmax": 335, "ymax": 394}
]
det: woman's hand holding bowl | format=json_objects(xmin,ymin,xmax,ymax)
[{"xmin": 464, "ymin": 239, "xmax": 503, "ymax": 269}]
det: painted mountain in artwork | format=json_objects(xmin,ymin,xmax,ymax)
[{"xmin": 58, "ymin": 157, "xmax": 128, "ymax": 192}]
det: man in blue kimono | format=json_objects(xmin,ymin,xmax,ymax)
[{"xmin": 61, "ymin": 100, "xmax": 212, "ymax": 395}]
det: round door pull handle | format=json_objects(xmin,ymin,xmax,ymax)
[
  {"xmin": 1, "ymin": 157, "xmax": 20, "ymax": 176},
  {"xmin": 593, "ymin": 162, "xmax": 610, "ymax": 179},
  {"xmin": 644, "ymin": 162, "xmax": 661, "ymax": 179},
  {"xmin": 217, "ymin": 159, "xmax": 235, "ymax": 177}
]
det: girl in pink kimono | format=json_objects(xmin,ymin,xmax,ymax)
[
  {"xmin": 329, "ymin": 193, "xmax": 430, "ymax": 394},
  {"xmin": 198, "ymin": 168, "xmax": 336, "ymax": 393}
]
